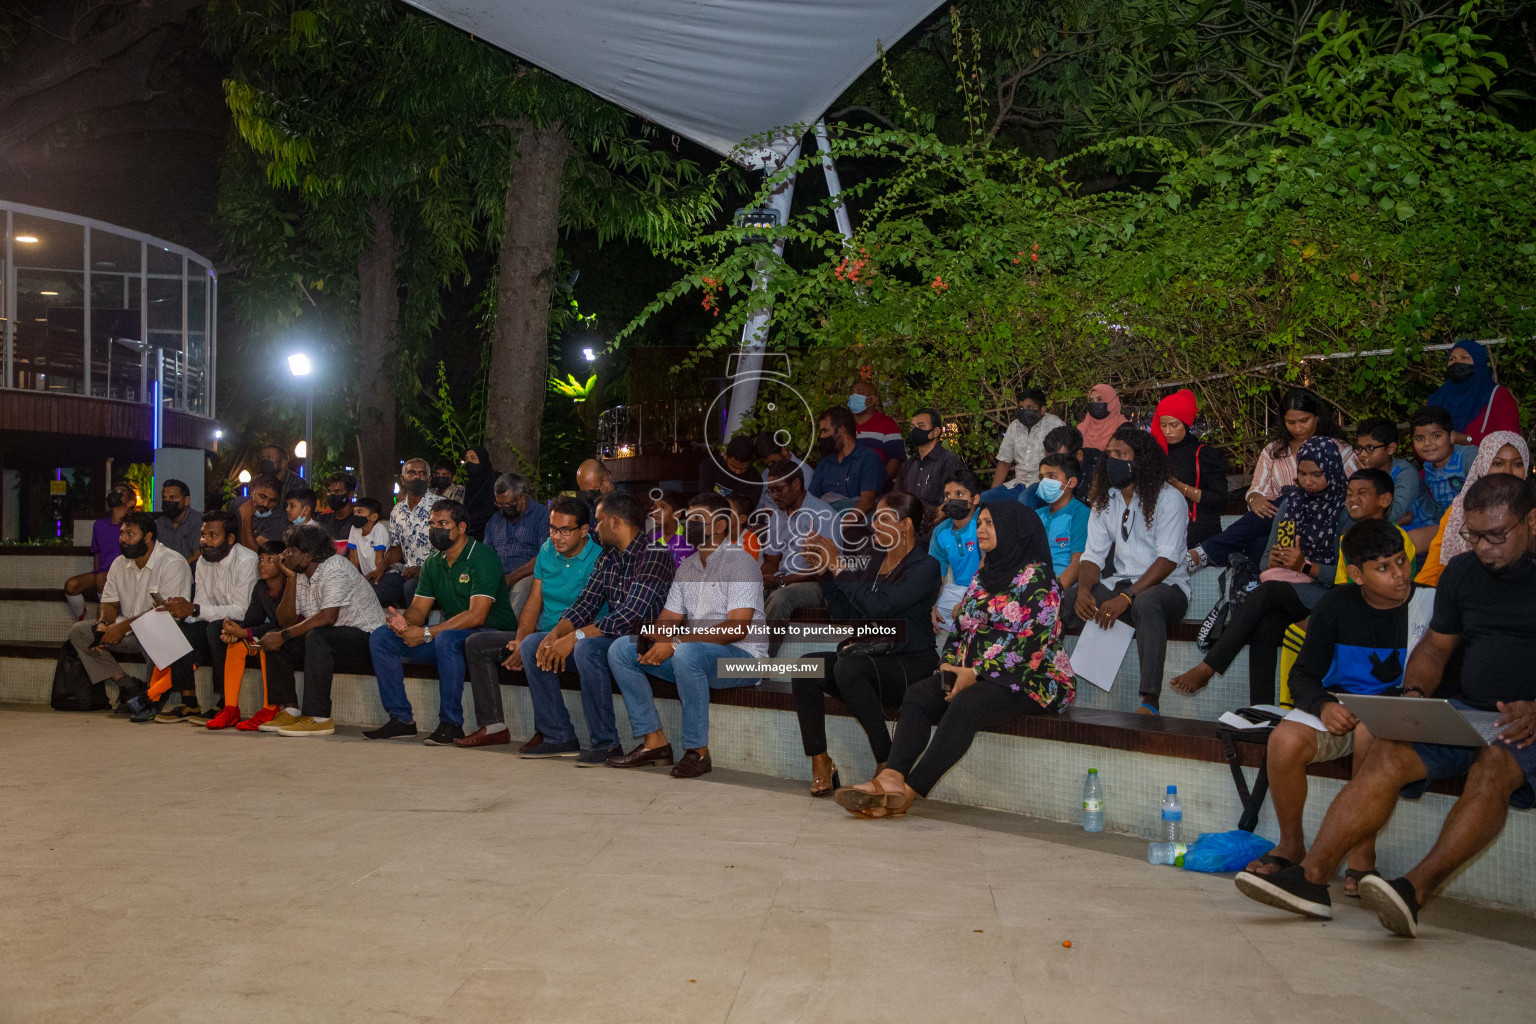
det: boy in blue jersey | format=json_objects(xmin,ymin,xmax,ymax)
[
  {"xmin": 1036, "ymin": 453, "xmax": 1089, "ymax": 588},
  {"xmin": 1239, "ymin": 519, "xmax": 1412, "ymax": 892},
  {"xmin": 928, "ymin": 469, "xmax": 982, "ymax": 644}
]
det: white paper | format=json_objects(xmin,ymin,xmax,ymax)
[
  {"xmin": 1218, "ymin": 711, "xmax": 1269, "ymax": 730},
  {"xmin": 130, "ymin": 609, "xmax": 193, "ymax": 668},
  {"xmin": 1070, "ymin": 619, "xmax": 1135, "ymax": 691},
  {"xmin": 1283, "ymin": 708, "xmax": 1328, "ymax": 732}
]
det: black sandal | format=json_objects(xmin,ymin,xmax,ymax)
[
  {"xmin": 1344, "ymin": 868, "xmax": 1380, "ymax": 898},
  {"xmin": 1243, "ymin": 853, "xmax": 1296, "ymax": 876}
]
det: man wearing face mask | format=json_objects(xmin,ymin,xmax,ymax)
[
  {"xmin": 991, "ymin": 386, "xmax": 1065, "ymax": 491},
  {"xmin": 894, "ymin": 408, "xmax": 965, "ymax": 521},
  {"xmin": 574, "ymin": 459, "xmax": 616, "ymax": 521},
  {"xmin": 153, "ymin": 512, "xmax": 259, "ymax": 722},
  {"xmin": 235, "ymin": 475, "xmax": 290, "ymax": 550},
  {"xmin": 430, "ymin": 462, "xmax": 466, "ymax": 502},
  {"xmin": 850, "ymin": 381, "xmax": 905, "ymax": 484},
  {"xmin": 808, "ymin": 406, "xmax": 885, "ymax": 516},
  {"xmin": 254, "ymin": 443, "xmax": 306, "ymax": 502},
  {"xmin": 486, "ymin": 472, "xmax": 549, "ymax": 616},
  {"xmin": 317, "ymin": 472, "xmax": 358, "ymax": 552},
  {"xmin": 362, "ymin": 501, "xmax": 515, "ymax": 745},
  {"xmin": 928, "ymin": 469, "xmax": 983, "ymax": 649},
  {"xmin": 373, "ymin": 458, "xmax": 442, "ymax": 608},
  {"xmin": 154, "ymin": 479, "xmax": 203, "ymax": 561}
]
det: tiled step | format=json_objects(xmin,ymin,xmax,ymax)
[{"xmin": 0, "ymin": 550, "xmax": 96, "ymax": 587}]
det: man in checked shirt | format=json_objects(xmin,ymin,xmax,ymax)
[{"xmin": 525, "ymin": 492, "xmax": 677, "ymax": 765}]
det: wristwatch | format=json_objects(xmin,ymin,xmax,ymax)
[
  {"xmin": 192, "ymin": 603, "xmax": 202, "ymax": 619},
  {"xmin": 573, "ymin": 628, "xmax": 589, "ymax": 641},
  {"xmin": 423, "ymin": 626, "xmax": 433, "ymax": 642},
  {"xmin": 1302, "ymin": 560, "xmax": 1316, "ymax": 577}
]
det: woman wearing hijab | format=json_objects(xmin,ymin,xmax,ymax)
[
  {"xmin": 1415, "ymin": 431, "xmax": 1530, "ymax": 587},
  {"xmin": 461, "ymin": 445, "xmax": 498, "ymax": 540},
  {"xmin": 834, "ymin": 501, "xmax": 1075, "ymax": 818},
  {"xmin": 1079, "ymin": 383, "xmax": 1127, "ymax": 456},
  {"xmin": 1154, "ymin": 389, "xmax": 1229, "ymax": 549},
  {"xmin": 1171, "ymin": 437, "xmax": 1350, "ymax": 705},
  {"xmin": 1426, "ymin": 340, "xmax": 1521, "ymax": 447}
]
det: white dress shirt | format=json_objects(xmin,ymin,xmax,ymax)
[
  {"xmin": 664, "ymin": 543, "xmax": 768, "ymax": 657},
  {"xmin": 1083, "ymin": 483, "xmax": 1191, "ymax": 595},
  {"xmin": 101, "ymin": 541, "xmax": 194, "ymax": 620},
  {"xmin": 188, "ymin": 544, "xmax": 259, "ymax": 622}
]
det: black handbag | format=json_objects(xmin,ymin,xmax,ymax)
[{"xmin": 50, "ymin": 641, "xmax": 109, "ymax": 712}]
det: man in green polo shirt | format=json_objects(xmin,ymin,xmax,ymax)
[{"xmin": 364, "ymin": 500, "xmax": 515, "ymax": 746}]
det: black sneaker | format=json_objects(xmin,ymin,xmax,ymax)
[
  {"xmin": 1234, "ymin": 864, "xmax": 1333, "ymax": 920},
  {"xmin": 423, "ymin": 722, "xmax": 466, "ymax": 746},
  {"xmin": 519, "ymin": 738, "xmax": 581, "ymax": 759},
  {"xmin": 1359, "ymin": 875, "xmax": 1420, "ymax": 938},
  {"xmin": 128, "ymin": 695, "xmax": 164, "ymax": 724},
  {"xmin": 575, "ymin": 744, "xmax": 624, "ymax": 767},
  {"xmin": 155, "ymin": 703, "xmax": 201, "ymax": 723},
  {"xmin": 362, "ymin": 717, "xmax": 419, "ymax": 740}
]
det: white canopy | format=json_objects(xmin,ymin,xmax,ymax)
[{"xmin": 402, "ymin": 0, "xmax": 943, "ymax": 164}]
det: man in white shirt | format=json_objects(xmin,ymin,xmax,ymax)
[
  {"xmin": 1062, "ymin": 428, "xmax": 1191, "ymax": 714},
  {"xmin": 760, "ymin": 460, "xmax": 843, "ymax": 651},
  {"xmin": 66, "ymin": 511, "xmax": 194, "ymax": 720},
  {"xmin": 153, "ymin": 510, "xmax": 259, "ymax": 722},
  {"xmin": 990, "ymin": 386, "xmax": 1067, "ymax": 489},
  {"xmin": 605, "ymin": 494, "xmax": 767, "ymax": 778}
]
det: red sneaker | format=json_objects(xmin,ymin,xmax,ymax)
[
  {"xmin": 206, "ymin": 706, "xmax": 243, "ymax": 730},
  {"xmin": 236, "ymin": 706, "xmax": 279, "ymax": 732}
]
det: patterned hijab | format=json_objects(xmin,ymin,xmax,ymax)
[
  {"xmin": 1078, "ymin": 383, "xmax": 1127, "ymax": 452},
  {"xmin": 1439, "ymin": 431, "xmax": 1530, "ymax": 565},
  {"xmin": 1279, "ymin": 436, "xmax": 1349, "ymax": 564}
]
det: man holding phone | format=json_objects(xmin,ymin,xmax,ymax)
[{"xmin": 65, "ymin": 512, "xmax": 194, "ymax": 721}]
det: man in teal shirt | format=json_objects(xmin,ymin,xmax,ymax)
[
  {"xmin": 458, "ymin": 496, "xmax": 603, "ymax": 749},
  {"xmin": 366, "ymin": 500, "xmax": 514, "ymax": 746}
]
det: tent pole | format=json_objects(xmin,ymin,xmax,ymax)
[{"xmin": 814, "ymin": 120, "xmax": 854, "ymax": 240}]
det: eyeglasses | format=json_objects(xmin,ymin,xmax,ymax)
[
  {"xmin": 1458, "ymin": 527, "xmax": 1514, "ymax": 547},
  {"xmin": 549, "ymin": 524, "xmax": 585, "ymax": 537},
  {"xmin": 1353, "ymin": 442, "xmax": 1389, "ymax": 456}
]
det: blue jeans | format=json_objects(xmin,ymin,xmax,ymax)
[
  {"xmin": 1200, "ymin": 511, "xmax": 1270, "ymax": 566},
  {"xmin": 519, "ymin": 630, "xmax": 619, "ymax": 748},
  {"xmin": 607, "ymin": 635, "xmax": 759, "ymax": 751},
  {"xmin": 369, "ymin": 624, "xmax": 485, "ymax": 726}
]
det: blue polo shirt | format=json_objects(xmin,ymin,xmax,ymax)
[
  {"xmin": 1039, "ymin": 498, "xmax": 1090, "ymax": 574},
  {"xmin": 928, "ymin": 514, "xmax": 981, "ymax": 587},
  {"xmin": 809, "ymin": 444, "xmax": 886, "ymax": 503},
  {"xmin": 533, "ymin": 535, "xmax": 605, "ymax": 632},
  {"xmin": 484, "ymin": 499, "xmax": 551, "ymax": 572}
]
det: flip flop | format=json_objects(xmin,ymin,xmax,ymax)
[
  {"xmin": 834, "ymin": 787, "xmax": 909, "ymax": 818},
  {"xmin": 1244, "ymin": 853, "xmax": 1295, "ymax": 876},
  {"xmin": 1137, "ymin": 702, "xmax": 1160, "ymax": 716},
  {"xmin": 1344, "ymin": 868, "xmax": 1380, "ymax": 898}
]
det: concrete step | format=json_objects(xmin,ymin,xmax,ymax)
[
  {"xmin": 0, "ymin": 596, "xmax": 97, "ymax": 644},
  {"xmin": 0, "ymin": 550, "xmax": 96, "ymax": 587}
]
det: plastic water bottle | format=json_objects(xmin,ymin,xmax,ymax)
[
  {"xmin": 1160, "ymin": 785, "xmax": 1183, "ymax": 843},
  {"xmin": 1147, "ymin": 842, "xmax": 1187, "ymax": 866},
  {"xmin": 1082, "ymin": 769, "xmax": 1104, "ymax": 833}
]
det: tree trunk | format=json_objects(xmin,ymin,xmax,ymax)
[
  {"xmin": 485, "ymin": 121, "xmax": 570, "ymax": 480},
  {"xmin": 356, "ymin": 199, "xmax": 399, "ymax": 499}
]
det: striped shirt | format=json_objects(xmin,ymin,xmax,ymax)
[{"xmin": 562, "ymin": 532, "xmax": 677, "ymax": 636}]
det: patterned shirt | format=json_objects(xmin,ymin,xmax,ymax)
[
  {"xmin": 484, "ymin": 500, "xmax": 551, "ymax": 573},
  {"xmin": 1249, "ymin": 438, "xmax": 1359, "ymax": 503},
  {"xmin": 388, "ymin": 492, "xmax": 443, "ymax": 568},
  {"xmin": 944, "ymin": 563, "xmax": 1075, "ymax": 711},
  {"xmin": 295, "ymin": 555, "xmax": 387, "ymax": 633},
  {"xmin": 561, "ymin": 532, "xmax": 677, "ymax": 637}
]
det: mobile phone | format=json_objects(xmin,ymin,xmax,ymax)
[{"xmin": 149, "ymin": 589, "xmax": 165, "ymax": 606}]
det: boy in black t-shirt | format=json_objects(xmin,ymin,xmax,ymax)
[
  {"xmin": 1237, "ymin": 474, "xmax": 1536, "ymax": 938},
  {"xmin": 1238, "ymin": 520, "xmax": 1412, "ymax": 894}
]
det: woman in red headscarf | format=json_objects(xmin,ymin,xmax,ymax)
[{"xmin": 1154, "ymin": 389, "xmax": 1229, "ymax": 548}]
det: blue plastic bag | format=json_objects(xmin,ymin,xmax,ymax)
[{"xmin": 1179, "ymin": 830, "xmax": 1275, "ymax": 873}]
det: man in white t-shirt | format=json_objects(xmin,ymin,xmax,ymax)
[
  {"xmin": 605, "ymin": 494, "xmax": 766, "ymax": 778},
  {"xmin": 991, "ymin": 385, "xmax": 1066, "ymax": 489},
  {"xmin": 1060, "ymin": 428, "xmax": 1190, "ymax": 714},
  {"xmin": 760, "ymin": 461, "xmax": 843, "ymax": 651}
]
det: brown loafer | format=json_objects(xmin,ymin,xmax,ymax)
[
  {"xmin": 670, "ymin": 748, "xmax": 712, "ymax": 779},
  {"xmin": 518, "ymin": 730, "xmax": 545, "ymax": 753},
  {"xmin": 605, "ymin": 742, "xmax": 674, "ymax": 768},
  {"xmin": 454, "ymin": 726, "xmax": 512, "ymax": 748}
]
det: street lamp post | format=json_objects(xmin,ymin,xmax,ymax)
[{"xmin": 288, "ymin": 353, "xmax": 313, "ymax": 480}]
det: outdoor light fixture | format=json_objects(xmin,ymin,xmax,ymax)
[
  {"xmin": 294, "ymin": 440, "xmax": 308, "ymax": 459},
  {"xmin": 583, "ymin": 347, "xmax": 596, "ymax": 361},
  {"xmin": 14, "ymin": 235, "xmax": 38, "ymax": 244},
  {"xmin": 39, "ymin": 291, "xmax": 58, "ymax": 296},
  {"xmin": 287, "ymin": 353, "xmax": 312, "ymax": 377},
  {"xmin": 288, "ymin": 352, "xmax": 315, "ymax": 477},
  {"xmin": 214, "ymin": 430, "xmax": 224, "ymax": 439},
  {"xmin": 237, "ymin": 470, "xmax": 252, "ymax": 484}
]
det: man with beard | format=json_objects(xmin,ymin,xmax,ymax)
[
  {"xmin": 1236, "ymin": 473, "xmax": 1536, "ymax": 938},
  {"xmin": 373, "ymin": 458, "xmax": 441, "ymax": 608},
  {"xmin": 893, "ymin": 408, "xmax": 965, "ymax": 520},
  {"xmin": 236, "ymin": 474, "xmax": 289, "ymax": 550}
]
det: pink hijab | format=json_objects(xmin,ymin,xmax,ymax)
[
  {"xmin": 1078, "ymin": 383, "xmax": 1127, "ymax": 451},
  {"xmin": 1439, "ymin": 430, "xmax": 1530, "ymax": 565}
]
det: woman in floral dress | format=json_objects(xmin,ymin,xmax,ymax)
[{"xmin": 836, "ymin": 501, "xmax": 1076, "ymax": 818}]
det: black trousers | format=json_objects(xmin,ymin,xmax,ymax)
[
  {"xmin": 172, "ymin": 619, "xmax": 225, "ymax": 698},
  {"xmin": 888, "ymin": 673, "xmax": 1048, "ymax": 797},
  {"xmin": 261, "ymin": 625, "xmax": 372, "ymax": 719},
  {"xmin": 794, "ymin": 649, "xmax": 940, "ymax": 763},
  {"xmin": 1202, "ymin": 580, "xmax": 1309, "ymax": 706}
]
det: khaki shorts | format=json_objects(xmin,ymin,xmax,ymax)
[{"xmin": 1309, "ymin": 727, "xmax": 1356, "ymax": 764}]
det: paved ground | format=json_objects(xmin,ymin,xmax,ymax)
[{"xmin": 2, "ymin": 705, "xmax": 1533, "ymax": 1024}]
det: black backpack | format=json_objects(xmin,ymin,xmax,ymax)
[
  {"xmin": 50, "ymin": 641, "xmax": 109, "ymax": 712},
  {"xmin": 1196, "ymin": 552, "xmax": 1261, "ymax": 652}
]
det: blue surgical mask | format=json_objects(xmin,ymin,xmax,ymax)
[
  {"xmin": 1036, "ymin": 478, "xmax": 1065, "ymax": 504},
  {"xmin": 291, "ymin": 515, "xmax": 309, "ymax": 525},
  {"xmin": 847, "ymin": 394, "xmax": 867, "ymax": 414},
  {"xmin": 253, "ymin": 507, "xmax": 274, "ymax": 519}
]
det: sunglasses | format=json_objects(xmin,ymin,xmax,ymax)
[{"xmin": 1121, "ymin": 506, "xmax": 1132, "ymax": 542}]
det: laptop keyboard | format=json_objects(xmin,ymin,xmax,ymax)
[{"xmin": 1462, "ymin": 711, "xmax": 1506, "ymax": 745}]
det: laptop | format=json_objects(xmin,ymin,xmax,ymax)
[{"xmin": 1338, "ymin": 694, "xmax": 1506, "ymax": 748}]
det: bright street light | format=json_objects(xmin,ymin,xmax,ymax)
[
  {"xmin": 287, "ymin": 353, "xmax": 312, "ymax": 376},
  {"xmin": 14, "ymin": 235, "xmax": 38, "ymax": 244},
  {"xmin": 294, "ymin": 440, "xmax": 308, "ymax": 459},
  {"xmin": 237, "ymin": 470, "xmax": 252, "ymax": 484},
  {"xmin": 582, "ymin": 347, "xmax": 596, "ymax": 362},
  {"xmin": 214, "ymin": 429, "xmax": 223, "ymax": 439},
  {"xmin": 288, "ymin": 351, "xmax": 315, "ymax": 477}
]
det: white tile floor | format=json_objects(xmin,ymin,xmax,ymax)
[{"xmin": 1, "ymin": 706, "xmax": 1532, "ymax": 1024}]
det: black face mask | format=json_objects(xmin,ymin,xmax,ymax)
[
  {"xmin": 1447, "ymin": 362, "xmax": 1476, "ymax": 383},
  {"xmin": 577, "ymin": 488, "xmax": 602, "ymax": 503},
  {"xmin": 1087, "ymin": 402, "xmax": 1110, "ymax": 420},
  {"xmin": 161, "ymin": 501, "xmax": 182, "ymax": 518},
  {"xmin": 1106, "ymin": 457, "xmax": 1135, "ymax": 489},
  {"xmin": 941, "ymin": 499, "xmax": 971, "ymax": 521},
  {"xmin": 259, "ymin": 459, "xmax": 278, "ymax": 474},
  {"xmin": 326, "ymin": 495, "xmax": 350, "ymax": 511},
  {"xmin": 499, "ymin": 505, "xmax": 521, "ymax": 521},
  {"xmin": 817, "ymin": 434, "xmax": 840, "ymax": 456},
  {"xmin": 120, "ymin": 539, "xmax": 149, "ymax": 560},
  {"xmin": 428, "ymin": 527, "xmax": 455, "ymax": 551},
  {"xmin": 404, "ymin": 478, "xmax": 429, "ymax": 497},
  {"xmin": 683, "ymin": 519, "xmax": 707, "ymax": 547},
  {"xmin": 106, "ymin": 492, "xmax": 125, "ymax": 509},
  {"xmin": 907, "ymin": 427, "xmax": 932, "ymax": 449},
  {"xmin": 432, "ymin": 476, "xmax": 453, "ymax": 491},
  {"xmin": 1015, "ymin": 408, "xmax": 1042, "ymax": 428},
  {"xmin": 200, "ymin": 541, "xmax": 233, "ymax": 563}
]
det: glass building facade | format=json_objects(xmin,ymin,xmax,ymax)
[{"xmin": 0, "ymin": 201, "xmax": 216, "ymax": 417}]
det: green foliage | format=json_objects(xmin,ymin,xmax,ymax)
[
  {"xmin": 626, "ymin": 6, "xmax": 1536, "ymax": 464},
  {"xmin": 122, "ymin": 464, "xmax": 157, "ymax": 506},
  {"xmin": 405, "ymin": 360, "xmax": 489, "ymax": 471}
]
